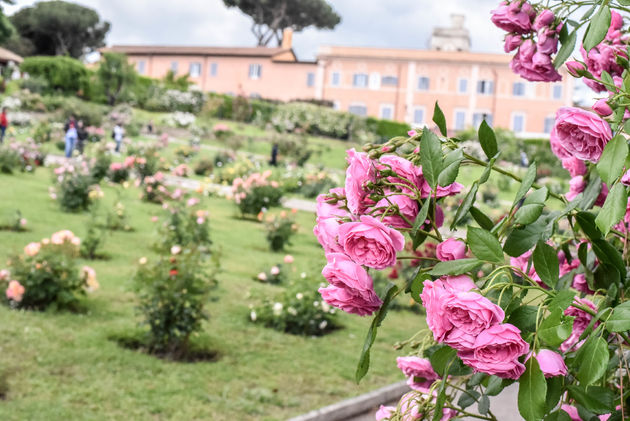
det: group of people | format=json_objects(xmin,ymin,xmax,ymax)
[{"xmin": 63, "ymin": 116, "xmax": 125, "ymax": 158}]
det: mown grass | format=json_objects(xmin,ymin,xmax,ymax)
[{"xmin": 0, "ymin": 169, "xmax": 422, "ymax": 420}]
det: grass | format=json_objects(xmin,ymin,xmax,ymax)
[{"xmin": 0, "ymin": 169, "xmax": 422, "ymax": 421}]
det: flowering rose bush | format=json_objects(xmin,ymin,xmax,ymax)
[
  {"xmin": 1, "ymin": 230, "xmax": 93, "ymax": 310},
  {"xmin": 312, "ymin": 4, "xmax": 630, "ymax": 419},
  {"xmin": 138, "ymin": 172, "xmax": 172, "ymax": 204},
  {"xmin": 52, "ymin": 161, "xmax": 99, "ymax": 212},
  {"xmin": 263, "ymin": 209, "xmax": 299, "ymax": 251},
  {"xmin": 0, "ymin": 209, "xmax": 28, "ymax": 232},
  {"xmin": 153, "ymin": 201, "xmax": 212, "ymax": 255},
  {"xmin": 231, "ymin": 170, "xmax": 283, "ymax": 216},
  {"xmin": 107, "ymin": 161, "xmax": 131, "ymax": 184}
]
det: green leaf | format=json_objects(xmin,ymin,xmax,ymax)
[
  {"xmin": 567, "ymin": 385, "xmax": 615, "ymax": 415},
  {"xmin": 523, "ymin": 187, "xmax": 548, "ymax": 206},
  {"xmin": 429, "ymin": 258, "xmax": 483, "ymax": 276},
  {"xmin": 513, "ymin": 163, "xmax": 537, "ymax": 207},
  {"xmin": 355, "ymin": 284, "xmax": 399, "ymax": 383},
  {"xmin": 546, "ymin": 376, "xmax": 563, "ymax": 413},
  {"xmin": 508, "ymin": 305, "xmax": 538, "ymax": 333},
  {"xmin": 451, "ymin": 182, "xmax": 478, "ymax": 229},
  {"xmin": 583, "ymin": 5, "xmax": 611, "ymax": 52},
  {"xmin": 457, "ymin": 389, "xmax": 480, "ymax": 409},
  {"xmin": 438, "ymin": 155, "xmax": 462, "ymax": 186},
  {"xmin": 518, "ymin": 357, "xmax": 547, "ymax": 421},
  {"xmin": 409, "ymin": 271, "xmax": 431, "ymax": 304},
  {"xmin": 538, "ymin": 308, "xmax": 573, "ymax": 347},
  {"xmin": 467, "ymin": 227, "xmax": 504, "ymax": 264},
  {"xmin": 504, "ymin": 220, "xmax": 547, "ymax": 257},
  {"xmin": 607, "ymin": 301, "xmax": 630, "ymax": 332},
  {"xmin": 470, "ymin": 206, "xmax": 494, "ymax": 231},
  {"xmin": 514, "ymin": 204, "xmax": 544, "ymax": 225},
  {"xmin": 479, "ymin": 156, "xmax": 497, "ymax": 185},
  {"xmin": 548, "ymin": 290, "xmax": 576, "ymax": 313},
  {"xmin": 411, "ymin": 198, "xmax": 431, "ymax": 237},
  {"xmin": 420, "ymin": 129, "xmax": 443, "ymax": 190},
  {"xmin": 554, "ymin": 29, "xmax": 578, "ymax": 68},
  {"xmin": 485, "ymin": 376, "xmax": 504, "ymax": 396},
  {"xmin": 576, "ymin": 211, "xmax": 603, "ymax": 240},
  {"xmin": 433, "ymin": 102, "xmax": 447, "ymax": 136},
  {"xmin": 533, "ymin": 241, "xmax": 559, "ymax": 289},
  {"xmin": 478, "ymin": 395, "xmax": 490, "ymax": 415},
  {"xmin": 595, "ymin": 183, "xmax": 627, "ymax": 235},
  {"xmin": 579, "ymin": 175, "xmax": 603, "ymax": 210},
  {"xmin": 478, "ymin": 120, "xmax": 498, "ymax": 160},
  {"xmin": 592, "ymin": 238, "xmax": 626, "ymax": 280},
  {"xmin": 575, "ymin": 336, "xmax": 609, "ymax": 386},
  {"xmin": 597, "ymin": 136, "xmax": 629, "ymax": 185}
]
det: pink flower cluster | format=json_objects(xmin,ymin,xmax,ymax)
[
  {"xmin": 172, "ymin": 164, "xmax": 191, "ymax": 178},
  {"xmin": 420, "ymin": 277, "xmax": 529, "ymax": 379},
  {"xmin": 231, "ymin": 170, "xmax": 274, "ymax": 204},
  {"xmin": 376, "ymin": 391, "xmax": 457, "ymax": 421},
  {"xmin": 315, "ymin": 149, "xmax": 462, "ymax": 316},
  {"xmin": 492, "ymin": 1, "xmax": 561, "ymax": 81},
  {"xmin": 551, "ymin": 107, "xmax": 612, "ymax": 164}
]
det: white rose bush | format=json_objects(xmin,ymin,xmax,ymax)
[{"xmin": 313, "ymin": 2, "xmax": 630, "ymax": 420}]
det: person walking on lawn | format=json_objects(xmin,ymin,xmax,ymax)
[
  {"xmin": 0, "ymin": 107, "xmax": 9, "ymax": 143},
  {"xmin": 64, "ymin": 116, "xmax": 78, "ymax": 158}
]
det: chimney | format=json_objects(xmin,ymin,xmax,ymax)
[{"xmin": 282, "ymin": 28, "xmax": 293, "ymax": 50}]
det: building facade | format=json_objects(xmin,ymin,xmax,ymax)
[{"xmin": 107, "ymin": 20, "xmax": 571, "ymax": 137}]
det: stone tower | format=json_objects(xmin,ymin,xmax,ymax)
[{"xmin": 430, "ymin": 14, "xmax": 471, "ymax": 52}]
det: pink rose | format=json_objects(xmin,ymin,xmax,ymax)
[
  {"xmin": 560, "ymin": 405, "xmax": 581, "ymax": 421},
  {"xmin": 533, "ymin": 9, "xmax": 555, "ymax": 31},
  {"xmin": 378, "ymin": 155, "xmax": 424, "ymax": 193},
  {"xmin": 510, "ymin": 39, "xmax": 562, "ymax": 82},
  {"xmin": 436, "ymin": 238, "xmax": 467, "ymax": 261},
  {"xmin": 565, "ymin": 61, "xmax": 585, "ymax": 77},
  {"xmin": 536, "ymin": 26, "xmax": 560, "ymax": 55},
  {"xmin": 565, "ymin": 175, "xmax": 608, "ymax": 206},
  {"xmin": 561, "ymin": 157, "xmax": 587, "ymax": 177},
  {"xmin": 6, "ymin": 280, "xmax": 25, "ymax": 302},
  {"xmin": 621, "ymin": 169, "xmax": 630, "ymax": 186},
  {"xmin": 313, "ymin": 217, "xmax": 344, "ymax": 254},
  {"xmin": 318, "ymin": 284, "xmax": 382, "ymax": 316},
  {"xmin": 534, "ymin": 349, "xmax": 567, "ymax": 378},
  {"xmin": 441, "ymin": 275, "xmax": 476, "ymax": 292},
  {"xmin": 561, "ymin": 298, "xmax": 598, "ymax": 352},
  {"xmin": 375, "ymin": 193, "xmax": 419, "ymax": 229},
  {"xmin": 420, "ymin": 180, "xmax": 463, "ymax": 199},
  {"xmin": 459, "ymin": 324, "xmax": 529, "ymax": 379},
  {"xmin": 510, "ymin": 250, "xmax": 543, "ymax": 286},
  {"xmin": 345, "ymin": 149, "xmax": 376, "ymax": 215},
  {"xmin": 442, "ymin": 292, "xmax": 505, "ymax": 350},
  {"xmin": 491, "ymin": 1, "xmax": 534, "ymax": 34},
  {"xmin": 420, "ymin": 280, "xmax": 455, "ymax": 342},
  {"xmin": 572, "ymin": 273, "xmax": 593, "ymax": 294},
  {"xmin": 551, "ymin": 107, "xmax": 612, "ymax": 163},
  {"xmin": 316, "ymin": 188, "xmax": 348, "ymax": 220},
  {"xmin": 581, "ymin": 41, "xmax": 626, "ymax": 92},
  {"xmin": 338, "ymin": 215, "xmax": 405, "ymax": 269},
  {"xmin": 504, "ymin": 34, "xmax": 523, "ymax": 53},
  {"xmin": 396, "ymin": 356, "xmax": 439, "ymax": 392},
  {"xmin": 322, "ymin": 253, "xmax": 375, "ymax": 291},
  {"xmin": 375, "ymin": 405, "xmax": 395, "ymax": 421},
  {"xmin": 24, "ymin": 242, "xmax": 41, "ymax": 257},
  {"xmin": 592, "ymin": 99, "xmax": 613, "ymax": 116}
]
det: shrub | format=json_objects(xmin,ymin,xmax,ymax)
[
  {"xmin": 254, "ymin": 261, "xmax": 290, "ymax": 285},
  {"xmin": 133, "ymin": 249, "xmax": 216, "ymax": 358},
  {"xmin": 249, "ymin": 284, "xmax": 339, "ymax": 336},
  {"xmin": 57, "ymin": 97, "xmax": 107, "ymax": 126},
  {"xmin": 298, "ymin": 170, "xmax": 338, "ymax": 198},
  {"xmin": 264, "ymin": 211, "xmax": 298, "ymax": 251},
  {"xmin": 105, "ymin": 201, "xmax": 132, "ymax": 232},
  {"xmin": 366, "ymin": 117, "xmax": 412, "ymax": 142},
  {"xmin": 33, "ymin": 121, "xmax": 52, "ymax": 143},
  {"xmin": 1, "ymin": 230, "xmax": 93, "ymax": 310},
  {"xmin": 0, "ymin": 210, "xmax": 28, "ymax": 232},
  {"xmin": 125, "ymin": 145, "xmax": 161, "ymax": 178},
  {"xmin": 232, "ymin": 95, "xmax": 252, "ymax": 122},
  {"xmin": 144, "ymin": 87, "xmax": 204, "ymax": 113},
  {"xmin": 89, "ymin": 147, "xmax": 112, "ymax": 183},
  {"xmin": 193, "ymin": 158, "xmax": 214, "ymax": 176},
  {"xmin": 52, "ymin": 162, "xmax": 97, "ymax": 212},
  {"xmin": 80, "ymin": 209, "xmax": 107, "ymax": 260},
  {"xmin": 107, "ymin": 162, "xmax": 130, "ymax": 183},
  {"xmin": 139, "ymin": 172, "xmax": 171, "ymax": 204},
  {"xmin": 231, "ymin": 171, "xmax": 283, "ymax": 216},
  {"xmin": 19, "ymin": 75, "xmax": 50, "ymax": 94},
  {"xmin": 153, "ymin": 202, "xmax": 212, "ymax": 255},
  {"xmin": 0, "ymin": 146, "xmax": 22, "ymax": 173},
  {"xmin": 20, "ymin": 56, "xmax": 91, "ymax": 96}
]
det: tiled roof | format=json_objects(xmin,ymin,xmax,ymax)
[
  {"xmin": 0, "ymin": 47, "xmax": 22, "ymax": 63},
  {"xmin": 104, "ymin": 45, "xmax": 293, "ymax": 59}
]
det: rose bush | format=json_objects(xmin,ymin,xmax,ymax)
[{"xmin": 312, "ymin": 3, "xmax": 630, "ymax": 420}]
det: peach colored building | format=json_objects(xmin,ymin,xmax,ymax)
[{"xmin": 107, "ymin": 23, "xmax": 572, "ymax": 137}]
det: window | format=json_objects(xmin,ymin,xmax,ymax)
[
  {"xmin": 512, "ymin": 113, "xmax": 525, "ymax": 133},
  {"xmin": 477, "ymin": 80, "xmax": 494, "ymax": 95},
  {"xmin": 331, "ymin": 71, "xmax": 341, "ymax": 86},
  {"xmin": 513, "ymin": 82, "xmax": 526, "ymax": 97},
  {"xmin": 209, "ymin": 62, "xmax": 218, "ymax": 77},
  {"xmin": 353, "ymin": 73, "xmax": 368, "ymax": 88},
  {"xmin": 417, "ymin": 76, "xmax": 430, "ymax": 91},
  {"xmin": 380, "ymin": 104, "xmax": 394, "ymax": 120},
  {"xmin": 381, "ymin": 75, "xmax": 398, "ymax": 86},
  {"xmin": 189, "ymin": 62, "xmax": 202, "ymax": 77},
  {"xmin": 249, "ymin": 64, "xmax": 262, "ymax": 79},
  {"xmin": 137, "ymin": 60, "xmax": 146, "ymax": 75},
  {"xmin": 454, "ymin": 110, "xmax": 466, "ymax": 130},
  {"xmin": 544, "ymin": 116, "xmax": 555, "ymax": 134},
  {"xmin": 458, "ymin": 78, "xmax": 468, "ymax": 94},
  {"xmin": 307, "ymin": 72, "xmax": 315, "ymax": 87},
  {"xmin": 170, "ymin": 61, "xmax": 179, "ymax": 73},
  {"xmin": 348, "ymin": 104, "xmax": 367, "ymax": 116},
  {"xmin": 413, "ymin": 108, "xmax": 425, "ymax": 125},
  {"xmin": 552, "ymin": 85, "xmax": 563, "ymax": 100},
  {"xmin": 473, "ymin": 112, "xmax": 493, "ymax": 128}
]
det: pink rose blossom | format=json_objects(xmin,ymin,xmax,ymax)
[
  {"xmin": 378, "ymin": 155, "xmax": 424, "ymax": 193},
  {"xmin": 270, "ymin": 266, "xmax": 280, "ymax": 276},
  {"xmin": 459, "ymin": 324, "xmax": 529, "ymax": 379},
  {"xmin": 491, "ymin": 1, "xmax": 535, "ymax": 34},
  {"xmin": 504, "ymin": 34, "xmax": 523, "ymax": 53},
  {"xmin": 338, "ymin": 215, "xmax": 405, "ymax": 269},
  {"xmin": 510, "ymin": 250, "xmax": 543, "ymax": 286},
  {"xmin": 560, "ymin": 405, "xmax": 581, "ymax": 421},
  {"xmin": 407, "ymin": 130, "xmax": 417, "ymax": 137},
  {"xmin": 533, "ymin": 9, "xmax": 555, "ymax": 31},
  {"xmin": 420, "ymin": 280, "xmax": 454, "ymax": 342},
  {"xmin": 396, "ymin": 356, "xmax": 439, "ymax": 392},
  {"xmin": 6, "ymin": 280, "xmax": 25, "ymax": 302},
  {"xmin": 318, "ymin": 284, "xmax": 382, "ymax": 316},
  {"xmin": 375, "ymin": 405, "xmax": 395, "ymax": 421},
  {"xmin": 534, "ymin": 349, "xmax": 567, "ymax": 378},
  {"xmin": 561, "ymin": 157, "xmax": 587, "ymax": 177},
  {"xmin": 565, "ymin": 175, "xmax": 608, "ymax": 206},
  {"xmin": 442, "ymin": 292, "xmax": 505, "ymax": 350},
  {"xmin": 592, "ymin": 99, "xmax": 613, "ymax": 116},
  {"xmin": 284, "ymin": 255, "xmax": 294, "ymax": 264},
  {"xmin": 561, "ymin": 298, "xmax": 598, "ymax": 352},
  {"xmin": 322, "ymin": 253, "xmax": 374, "ymax": 291},
  {"xmin": 375, "ymin": 194, "xmax": 419, "ymax": 229},
  {"xmin": 345, "ymin": 149, "xmax": 376, "ymax": 215},
  {"xmin": 436, "ymin": 238, "xmax": 467, "ymax": 261},
  {"xmin": 314, "ymin": 217, "xmax": 344, "ymax": 254},
  {"xmin": 316, "ymin": 188, "xmax": 349, "ymax": 220},
  {"xmin": 420, "ymin": 180, "xmax": 463, "ymax": 199},
  {"xmin": 0, "ymin": 269, "xmax": 9, "ymax": 281},
  {"xmin": 565, "ymin": 61, "xmax": 585, "ymax": 77},
  {"xmin": 621, "ymin": 170, "xmax": 630, "ymax": 186},
  {"xmin": 510, "ymin": 39, "xmax": 562, "ymax": 82},
  {"xmin": 441, "ymin": 275, "xmax": 476, "ymax": 292},
  {"xmin": 24, "ymin": 242, "xmax": 41, "ymax": 257},
  {"xmin": 551, "ymin": 107, "xmax": 612, "ymax": 163}
]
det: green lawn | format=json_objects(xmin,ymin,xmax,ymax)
[{"xmin": 0, "ymin": 169, "xmax": 421, "ymax": 421}]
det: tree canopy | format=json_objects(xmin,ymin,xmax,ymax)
[
  {"xmin": 8, "ymin": 1, "xmax": 110, "ymax": 58},
  {"xmin": 223, "ymin": 0, "xmax": 341, "ymax": 46},
  {"xmin": 97, "ymin": 53, "xmax": 137, "ymax": 106}
]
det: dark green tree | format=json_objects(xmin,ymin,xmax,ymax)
[
  {"xmin": 0, "ymin": 0, "xmax": 15, "ymax": 45},
  {"xmin": 97, "ymin": 52, "xmax": 136, "ymax": 106},
  {"xmin": 9, "ymin": 1, "xmax": 110, "ymax": 58},
  {"xmin": 222, "ymin": 0, "xmax": 341, "ymax": 46}
]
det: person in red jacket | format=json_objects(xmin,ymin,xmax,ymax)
[{"xmin": 0, "ymin": 107, "xmax": 8, "ymax": 144}]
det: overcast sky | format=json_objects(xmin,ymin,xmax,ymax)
[{"xmin": 6, "ymin": 0, "xmax": 506, "ymax": 60}]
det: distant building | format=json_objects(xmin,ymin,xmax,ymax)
[{"xmin": 107, "ymin": 20, "xmax": 571, "ymax": 138}]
